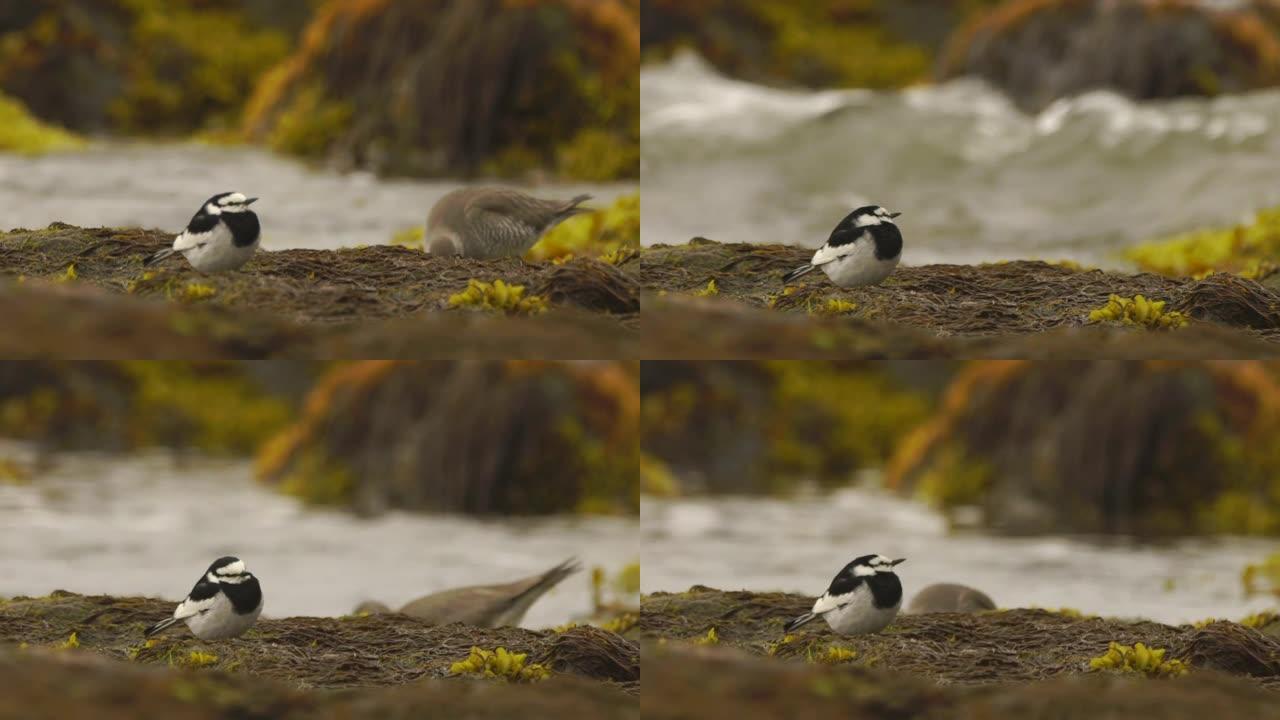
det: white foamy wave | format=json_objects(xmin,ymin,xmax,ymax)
[{"xmin": 641, "ymin": 54, "xmax": 1280, "ymax": 267}]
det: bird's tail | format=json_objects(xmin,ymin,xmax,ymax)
[
  {"xmin": 144, "ymin": 616, "xmax": 180, "ymax": 637},
  {"xmin": 782, "ymin": 264, "xmax": 817, "ymax": 284},
  {"xmin": 783, "ymin": 611, "xmax": 819, "ymax": 633},
  {"xmin": 143, "ymin": 248, "xmax": 176, "ymax": 267},
  {"xmin": 496, "ymin": 557, "xmax": 583, "ymax": 624},
  {"xmin": 556, "ymin": 194, "xmax": 593, "ymax": 221}
]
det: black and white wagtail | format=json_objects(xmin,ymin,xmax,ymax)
[
  {"xmin": 784, "ymin": 554, "xmax": 905, "ymax": 635},
  {"xmin": 782, "ymin": 205, "xmax": 903, "ymax": 287},
  {"xmin": 144, "ymin": 192, "xmax": 261, "ymax": 272},
  {"xmin": 145, "ymin": 556, "xmax": 263, "ymax": 640}
]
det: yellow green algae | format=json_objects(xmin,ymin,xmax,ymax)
[
  {"xmin": 528, "ymin": 194, "xmax": 640, "ymax": 264},
  {"xmin": 449, "ymin": 647, "xmax": 551, "ymax": 683},
  {"xmin": 1088, "ymin": 642, "xmax": 1188, "ymax": 676},
  {"xmin": 1087, "ymin": 294, "xmax": 1189, "ymax": 329},
  {"xmin": 448, "ymin": 279, "xmax": 549, "ymax": 316},
  {"xmin": 1126, "ymin": 206, "xmax": 1280, "ymax": 280},
  {"xmin": 0, "ymin": 93, "xmax": 82, "ymax": 154}
]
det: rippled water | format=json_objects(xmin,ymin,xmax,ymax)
[
  {"xmin": 642, "ymin": 490, "xmax": 1277, "ymax": 625},
  {"xmin": 641, "ymin": 53, "xmax": 1280, "ymax": 268},
  {"xmin": 0, "ymin": 143, "xmax": 635, "ymax": 251},
  {"xmin": 0, "ymin": 448, "xmax": 637, "ymax": 628}
]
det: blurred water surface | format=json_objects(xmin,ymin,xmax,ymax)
[
  {"xmin": 641, "ymin": 53, "xmax": 1280, "ymax": 268},
  {"xmin": 0, "ymin": 449, "xmax": 636, "ymax": 628},
  {"xmin": 0, "ymin": 143, "xmax": 635, "ymax": 250},
  {"xmin": 642, "ymin": 490, "xmax": 1276, "ymax": 625}
]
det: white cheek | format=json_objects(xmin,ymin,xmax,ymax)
[{"xmin": 205, "ymin": 203, "xmax": 222, "ymax": 216}]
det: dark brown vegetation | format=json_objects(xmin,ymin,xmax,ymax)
[
  {"xmin": 0, "ymin": 591, "xmax": 638, "ymax": 719},
  {"xmin": 639, "ymin": 240, "xmax": 1280, "ymax": 359},
  {"xmin": 0, "ymin": 225, "xmax": 638, "ymax": 358}
]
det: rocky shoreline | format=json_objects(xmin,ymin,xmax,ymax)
[
  {"xmin": 0, "ymin": 591, "xmax": 638, "ymax": 718},
  {"xmin": 0, "ymin": 224, "xmax": 638, "ymax": 358},
  {"xmin": 639, "ymin": 240, "xmax": 1280, "ymax": 359},
  {"xmin": 639, "ymin": 587, "xmax": 1280, "ymax": 718}
]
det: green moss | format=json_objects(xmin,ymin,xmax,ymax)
[
  {"xmin": 1088, "ymin": 641, "xmax": 1188, "ymax": 676},
  {"xmin": 0, "ymin": 93, "xmax": 83, "ymax": 154},
  {"xmin": 528, "ymin": 194, "xmax": 640, "ymax": 263},
  {"xmin": 56, "ymin": 632, "xmax": 79, "ymax": 650},
  {"xmin": 56, "ymin": 264, "xmax": 78, "ymax": 283},
  {"xmin": 1126, "ymin": 206, "xmax": 1280, "ymax": 280},
  {"xmin": 449, "ymin": 647, "xmax": 550, "ymax": 683},
  {"xmin": 1087, "ymin": 294, "xmax": 1188, "ymax": 329},
  {"xmin": 448, "ymin": 279, "xmax": 549, "ymax": 316},
  {"xmin": 1240, "ymin": 611, "xmax": 1279, "ymax": 629},
  {"xmin": 695, "ymin": 627, "xmax": 720, "ymax": 645}
]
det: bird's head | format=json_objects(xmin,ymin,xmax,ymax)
[
  {"xmin": 852, "ymin": 554, "xmax": 906, "ymax": 576},
  {"xmin": 205, "ymin": 192, "xmax": 258, "ymax": 215},
  {"xmin": 852, "ymin": 205, "xmax": 901, "ymax": 228},
  {"xmin": 206, "ymin": 556, "xmax": 254, "ymax": 584}
]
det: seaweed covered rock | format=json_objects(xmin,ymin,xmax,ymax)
[
  {"xmin": 641, "ymin": 0, "xmax": 1004, "ymax": 89},
  {"xmin": 0, "ymin": 362, "xmax": 300, "ymax": 454},
  {"xmin": 938, "ymin": 0, "xmax": 1280, "ymax": 112},
  {"xmin": 0, "ymin": 0, "xmax": 312, "ymax": 134},
  {"xmin": 638, "ymin": 240, "xmax": 1280, "ymax": 355},
  {"xmin": 256, "ymin": 361, "xmax": 638, "ymax": 515},
  {"xmin": 885, "ymin": 361, "xmax": 1280, "ymax": 536},
  {"xmin": 244, "ymin": 0, "xmax": 639, "ymax": 180},
  {"xmin": 0, "ymin": 224, "xmax": 639, "ymax": 357},
  {"xmin": 639, "ymin": 587, "xmax": 1280, "ymax": 692},
  {"xmin": 0, "ymin": 592, "xmax": 639, "ymax": 718}
]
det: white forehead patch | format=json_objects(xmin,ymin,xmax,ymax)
[
  {"xmin": 856, "ymin": 212, "xmax": 886, "ymax": 227},
  {"xmin": 216, "ymin": 559, "xmax": 246, "ymax": 576},
  {"xmin": 853, "ymin": 564, "xmax": 876, "ymax": 577},
  {"xmin": 220, "ymin": 193, "xmax": 248, "ymax": 206}
]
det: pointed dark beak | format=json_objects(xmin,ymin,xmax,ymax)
[
  {"xmin": 245, "ymin": 197, "xmax": 259, "ymax": 205},
  {"xmin": 891, "ymin": 558, "xmax": 906, "ymax": 566},
  {"xmin": 889, "ymin": 212, "xmax": 902, "ymax": 219}
]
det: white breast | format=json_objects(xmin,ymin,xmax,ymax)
[
  {"xmin": 183, "ymin": 593, "xmax": 263, "ymax": 640},
  {"xmin": 816, "ymin": 240, "xmax": 900, "ymax": 288},
  {"xmin": 820, "ymin": 587, "xmax": 901, "ymax": 635},
  {"xmin": 177, "ymin": 223, "xmax": 259, "ymax": 273}
]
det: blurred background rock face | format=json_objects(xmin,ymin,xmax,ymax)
[
  {"xmin": 642, "ymin": 0, "xmax": 1280, "ymax": 106},
  {"xmin": 0, "ymin": 0, "xmax": 638, "ymax": 181},
  {"xmin": 0, "ymin": 360, "xmax": 637, "ymax": 516},
  {"xmin": 642, "ymin": 360, "xmax": 1280, "ymax": 538}
]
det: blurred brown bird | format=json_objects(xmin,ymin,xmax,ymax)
[
  {"xmin": 354, "ymin": 558, "xmax": 582, "ymax": 628},
  {"xmin": 905, "ymin": 583, "xmax": 996, "ymax": 614},
  {"xmin": 426, "ymin": 187, "xmax": 592, "ymax": 259}
]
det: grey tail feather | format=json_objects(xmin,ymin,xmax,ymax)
[
  {"xmin": 510, "ymin": 557, "xmax": 582, "ymax": 606},
  {"xmin": 782, "ymin": 264, "xmax": 817, "ymax": 284},
  {"xmin": 558, "ymin": 194, "xmax": 593, "ymax": 218},
  {"xmin": 143, "ymin": 248, "xmax": 176, "ymax": 267},
  {"xmin": 144, "ymin": 616, "xmax": 179, "ymax": 637},
  {"xmin": 783, "ymin": 612, "xmax": 818, "ymax": 633}
]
